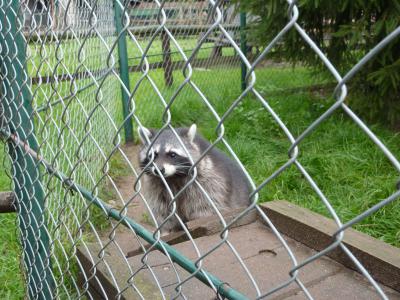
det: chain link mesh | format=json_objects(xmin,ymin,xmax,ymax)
[{"xmin": 0, "ymin": 0, "xmax": 399, "ymax": 299}]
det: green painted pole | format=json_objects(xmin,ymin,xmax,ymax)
[
  {"xmin": 0, "ymin": 1, "xmax": 54, "ymax": 299},
  {"xmin": 0, "ymin": 125, "xmax": 249, "ymax": 300},
  {"xmin": 51, "ymin": 166, "xmax": 250, "ymax": 300},
  {"xmin": 240, "ymin": 12, "xmax": 247, "ymax": 92},
  {"xmin": 114, "ymin": 1, "xmax": 134, "ymax": 142}
]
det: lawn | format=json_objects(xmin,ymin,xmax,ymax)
[
  {"xmin": 0, "ymin": 146, "xmax": 25, "ymax": 299},
  {"xmin": 1, "ymin": 64, "xmax": 399, "ymax": 298},
  {"xmin": 131, "ymin": 65, "xmax": 400, "ymax": 247},
  {"xmin": 126, "ymin": 36, "xmax": 236, "ymax": 65},
  {"xmin": 26, "ymin": 36, "xmax": 237, "ymax": 78}
]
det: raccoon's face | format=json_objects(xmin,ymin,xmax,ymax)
[{"xmin": 138, "ymin": 125, "xmax": 198, "ymax": 178}]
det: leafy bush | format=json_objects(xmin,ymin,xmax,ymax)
[{"xmin": 235, "ymin": 0, "xmax": 400, "ymax": 126}]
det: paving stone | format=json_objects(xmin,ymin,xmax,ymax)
[
  {"xmin": 125, "ymin": 221, "xmax": 377, "ymax": 299},
  {"xmin": 80, "ymin": 215, "xmax": 400, "ymax": 299},
  {"xmin": 282, "ymin": 269, "xmax": 400, "ymax": 300}
]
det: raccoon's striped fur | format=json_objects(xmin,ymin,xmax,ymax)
[{"xmin": 138, "ymin": 124, "xmax": 251, "ymax": 233}]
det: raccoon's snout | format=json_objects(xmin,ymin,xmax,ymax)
[
  {"xmin": 150, "ymin": 164, "xmax": 177, "ymax": 177},
  {"xmin": 150, "ymin": 166, "xmax": 165, "ymax": 176}
]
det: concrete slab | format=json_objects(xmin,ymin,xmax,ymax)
[
  {"xmin": 82, "ymin": 143, "xmax": 400, "ymax": 300},
  {"xmin": 77, "ymin": 240, "xmax": 162, "ymax": 300},
  {"xmin": 282, "ymin": 269, "xmax": 400, "ymax": 300},
  {"xmin": 261, "ymin": 201, "xmax": 400, "ymax": 292},
  {"xmin": 122, "ymin": 221, "xmax": 400, "ymax": 299}
]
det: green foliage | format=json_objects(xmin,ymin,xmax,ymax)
[
  {"xmin": 0, "ymin": 146, "xmax": 25, "ymax": 299},
  {"xmin": 1, "ymin": 65, "xmax": 399, "ymax": 299},
  {"xmin": 235, "ymin": 0, "xmax": 400, "ymax": 126},
  {"xmin": 133, "ymin": 66, "xmax": 400, "ymax": 247}
]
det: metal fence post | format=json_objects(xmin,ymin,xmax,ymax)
[
  {"xmin": 240, "ymin": 12, "xmax": 247, "ymax": 91},
  {"xmin": 114, "ymin": 0, "xmax": 134, "ymax": 142},
  {"xmin": 0, "ymin": 1, "xmax": 54, "ymax": 298}
]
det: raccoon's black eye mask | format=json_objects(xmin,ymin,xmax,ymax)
[{"xmin": 139, "ymin": 151, "xmax": 193, "ymax": 177}]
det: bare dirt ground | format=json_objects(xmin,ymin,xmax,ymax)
[
  {"xmin": 96, "ymin": 143, "xmax": 156, "ymax": 254},
  {"xmin": 113, "ymin": 143, "xmax": 151, "ymax": 225},
  {"xmin": 82, "ymin": 144, "xmax": 400, "ymax": 300}
]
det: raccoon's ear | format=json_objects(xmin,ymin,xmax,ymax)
[
  {"xmin": 137, "ymin": 126, "xmax": 153, "ymax": 144},
  {"xmin": 187, "ymin": 124, "xmax": 197, "ymax": 143}
]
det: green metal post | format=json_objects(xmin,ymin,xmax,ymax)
[
  {"xmin": 240, "ymin": 12, "xmax": 247, "ymax": 91},
  {"xmin": 0, "ymin": 124, "xmax": 250, "ymax": 300},
  {"xmin": 0, "ymin": 1, "xmax": 54, "ymax": 299},
  {"xmin": 114, "ymin": 1, "xmax": 134, "ymax": 142}
]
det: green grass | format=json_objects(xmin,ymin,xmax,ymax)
[
  {"xmin": 0, "ymin": 146, "xmax": 25, "ymax": 299},
  {"xmin": 1, "ymin": 63, "xmax": 399, "ymax": 299},
  {"xmin": 126, "ymin": 37, "xmax": 236, "ymax": 65},
  {"xmin": 27, "ymin": 36, "xmax": 119, "ymax": 77},
  {"xmin": 27, "ymin": 36, "xmax": 237, "ymax": 78},
  {"xmin": 132, "ymin": 65, "xmax": 400, "ymax": 247}
]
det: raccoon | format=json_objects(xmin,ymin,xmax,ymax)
[{"xmin": 138, "ymin": 124, "xmax": 251, "ymax": 233}]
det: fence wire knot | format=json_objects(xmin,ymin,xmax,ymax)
[{"xmin": 0, "ymin": 0, "xmax": 399, "ymax": 299}]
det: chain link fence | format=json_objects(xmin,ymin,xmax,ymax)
[{"xmin": 0, "ymin": 0, "xmax": 399, "ymax": 299}]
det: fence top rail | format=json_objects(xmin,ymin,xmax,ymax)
[{"xmin": 23, "ymin": 24, "xmax": 241, "ymax": 41}]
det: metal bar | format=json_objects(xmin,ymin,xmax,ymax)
[
  {"xmin": 30, "ymin": 66, "xmax": 112, "ymax": 85},
  {"xmin": 33, "ymin": 55, "xmax": 242, "ymax": 113},
  {"xmin": 35, "ymin": 70, "xmax": 112, "ymax": 113},
  {"xmin": 114, "ymin": 0, "xmax": 134, "ymax": 142},
  {"xmin": 31, "ymin": 52, "xmax": 238, "ymax": 89},
  {"xmin": 127, "ymin": 44, "xmax": 227, "ymax": 61},
  {"xmin": 240, "ymin": 12, "xmax": 247, "ymax": 91},
  {"xmin": 22, "ymin": 24, "xmax": 241, "ymax": 41},
  {"xmin": 0, "ymin": 1, "xmax": 54, "ymax": 298},
  {"xmin": 129, "ymin": 55, "xmax": 241, "ymax": 72},
  {"xmin": 128, "ymin": 24, "xmax": 241, "ymax": 34},
  {"xmin": 0, "ymin": 127, "xmax": 249, "ymax": 300}
]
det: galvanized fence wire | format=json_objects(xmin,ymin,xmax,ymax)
[{"xmin": 0, "ymin": 0, "xmax": 399, "ymax": 299}]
